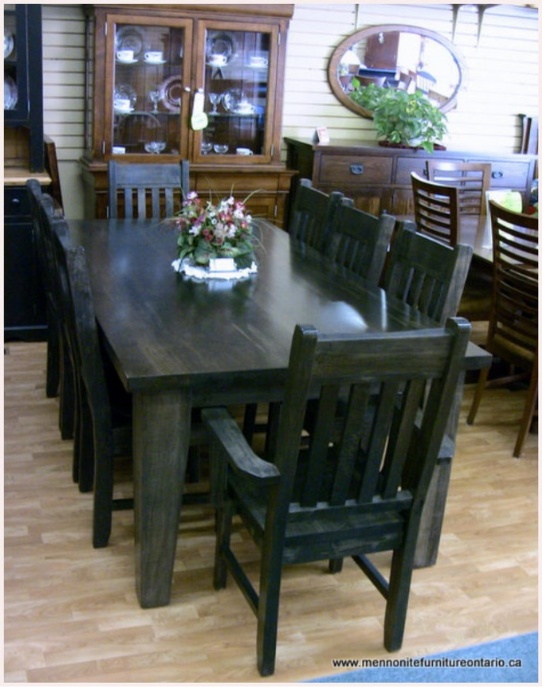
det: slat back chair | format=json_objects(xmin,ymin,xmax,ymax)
[
  {"xmin": 288, "ymin": 178, "xmax": 344, "ymax": 252},
  {"xmin": 27, "ymin": 180, "xmax": 76, "ymax": 444},
  {"xmin": 411, "ymin": 172, "xmax": 459, "ymax": 246},
  {"xmin": 328, "ymin": 199, "xmax": 396, "ymax": 287},
  {"xmin": 203, "ymin": 318, "xmax": 471, "ymax": 676},
  {"xmin": 384, "ymin": 221, "xmax": 472, "ymax": 324},
  {"xmin": 467, "ymin": 200, "xmax": 538, "ymax": 457},
  {"xmin": 108, "ymin": 160, "xmax": 190, "ymax": 219},
  {"xmin": 426, "ymin": 160, "xmax": 492, "ymax": 215},
  {"xmin": 27, "ymin": 179, "xmax": 64, "ymax": 398},
  {"xmin": 50, "ymin": 224, "xmax": 208, "ymax": 546}
]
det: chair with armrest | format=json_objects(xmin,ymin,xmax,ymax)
[
  {"xmin": 50, "ymin": 223, "xmax": 208, "ymax": 546},
  {"xmin": 467, "ymin": 200, "xmax": 538, "ymax": 457},
  {"xmin": 411, "ymin": 172, "xmax": 459, "ymax": 246},
  {"xmin": 203, "ymin": 317, "xmax": 471, "ymax": 676},
  {"xmin": 287, "ymin": 178, "xmax": 345, "ymax": 252},
  {"xmin": 108, "ymin": 160, "xmax": 190, "ymax": 219},
  {"xmin": 426, "ymin": 160, "xmax": 492, "ymax": 215},
  {"xmin": 327, "ymin": 199, "xmax": 396, "ymax": 287}
]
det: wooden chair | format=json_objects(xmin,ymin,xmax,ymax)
[
  {"xmin": 467, "ymin": 200, "xmax": 538, "ymax": 457},
  {"xmin": 27, "ymin": 179, "xmax": 76, "ymax": 443},
  {"xmin": 384, "ymin": 221, "xmax": 472, "ymax": 324},
  {"xmin": 44, "ymin": 134, "xmax": 64, "ymax": 211},
  {"xmin": 50, "ymin": 226, "xmax": 208, "ymax": 546},
  {"xmin": 426, "ymin": 160, "xmax": 491, "ymax": 215},
  {"xmin": 108, "ymin": 160, "xmax": 190, "ymax": 219},
  {"xmin": 328, "ymin": 199, "xmax": 396, "ymax": 287},
  {"xmin": 287, "ymin": 178, "xmax": 344, "ymax": 252},
  {"xmin": 203, "ymin": 318, "xmax": 471, "ymax": 676},
  {"xmin": 411, "ymin": 172, "xmax": 460, "ymax": 246}
]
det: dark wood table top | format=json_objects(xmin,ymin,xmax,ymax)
[{"xmin": 69, "ymin": 218, "xmax": 485, "ymax": 399}]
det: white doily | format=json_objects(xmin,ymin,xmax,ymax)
[{"xmin": 172, "ymin": 258, "xmax": 258, "ymax": 281}]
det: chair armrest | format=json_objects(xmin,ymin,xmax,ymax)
[{"xmin": 202, "ymin": 408, "xmax": 281, "ymax": 484}]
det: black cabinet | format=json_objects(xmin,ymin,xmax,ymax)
[
  {"xmin": 4, "ymin": 188, "xmax": 47, "ymax": 340},
  {"xmin": 4, "ymin": 4, "xmax": 47, "ymax": 341}
]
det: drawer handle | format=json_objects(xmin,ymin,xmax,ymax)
[
  {"xmin": 350, "ymin": 164, "xmax": 365, "ymax": 175},
  {"xmin": 492, "ymin": 171, "xmax": 504, "ymax": 179}
]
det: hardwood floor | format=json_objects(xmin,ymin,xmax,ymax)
[{"xmin": 4, "ymin": 342, "xmax": 538, "ymax": 683}]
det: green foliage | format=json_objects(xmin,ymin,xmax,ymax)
[{"xmin": 349, "ymin": 82, "xmax": 448, "ymax": 153}]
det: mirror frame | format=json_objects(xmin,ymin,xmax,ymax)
[{"xmin": 328, "ymin": 24, "xmax": 467, "ymax": 118}]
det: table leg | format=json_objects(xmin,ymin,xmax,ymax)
[
  {"xmin": 414, "ymin": 372, "xmax": 466, "ymax": 568},
  {"xmin": 132, "ymin": 389, "xmax": 191, "ymax": 608}
]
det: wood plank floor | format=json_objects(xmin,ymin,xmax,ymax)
[{"xmin": 4, "ymin": 342, "xmax": 538, "ymax": 683}]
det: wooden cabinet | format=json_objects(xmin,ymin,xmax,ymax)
[
  {"xmin": 4, "ymin": 4, "xmax": 49, "ymax": 341},
  {"xmin": 285, "ymin": 138, "xmax": 538, "ymax": 217},
  {"xmin": 81, "ymin": 4, "xmax": 295, "ymax": 225}
]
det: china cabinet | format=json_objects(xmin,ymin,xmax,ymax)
[
  {"xmin": 4, "ymin": 4, "xmax": 48, "ymax": 341},
  {"xmin": 284, "ymin": 138, "xmax": 538, "ymax": 217},
  {"xmin": 81, "ymin": 4, "xmax": 295, "ymax": 225}
]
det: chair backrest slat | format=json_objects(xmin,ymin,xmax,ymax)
[
  {"xmin": 427, "ymin": 160, "xmax": 492, "ymax": 215},
  {"xmin": 384, "ymin": 222, "xmax": 473, "ymax": 324},
  {"xmin": 328, "ymin": 199, "xmax": 395, "ymax": 286},
  {"xmin": 411, "ymin": 172, "xmax": 459, "ymax": 246},
  {"xmin": 108, "ymin": 160, "xmax": 189, "ymax": 219}
]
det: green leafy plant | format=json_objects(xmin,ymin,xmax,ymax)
[{"xmin": 350, "ymin": 81, "xmax": 448, "ymax": 153}]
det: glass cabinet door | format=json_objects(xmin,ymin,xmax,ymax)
[
  {"xmin": 194, "ymin": 22, "xmax": 278, "ymax": 163},
  {"xmin": 109, "ymin": 20, "xmax": 191, "ymax": 157},
  {"xmin": 4, "ymin": 8, "xmax": 28, "ymax": 121}
]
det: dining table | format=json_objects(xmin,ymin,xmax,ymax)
[{"xmin": 67, "ymin": 216, "xmax": 491, "ymax": 608}]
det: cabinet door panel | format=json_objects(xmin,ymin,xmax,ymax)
[
  {"xmin": 193, "ymin": 20, "xmax": 280, "ymax": 163},
  {"xmin": 469, "ymin": 159, "xmax": 531, "ymax": 189}
]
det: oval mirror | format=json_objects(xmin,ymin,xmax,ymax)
[{"xmin": 328, "ymin": 24, "xmax": 466, "ymax": 118}]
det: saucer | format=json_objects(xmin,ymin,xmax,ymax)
[
  {"xmin": 117, "ymin": 58, "xmax": 138, "ymax": 64},
  {"xmin": 114, "ymin": 106, "xmax": 134, "ymax": 114},
  {"xmin": 144, "ymin": 58, "xmax": 166, "ymax": 65}
]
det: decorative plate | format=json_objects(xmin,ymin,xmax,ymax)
[
  {"xmin": 115, "ymin": 26, "xmax": 146, "ymax": 58},
  {"xmin": 159, "ymin": 75, "xmax": 182, "ymax": 113},
  {"xmin": 4, "ymin": 31, "xmax": 14, "ymax": 59},
  {"xmin": 205, "ymin": 31, "xmax": 237, "ymax": 63},
  {"xmin": 114, "ymin": 83, "xmax": 137, "ymax": 107},
  {"xmin": 4, "ymin": 75, "xmax": 17, "ymax": 110}
]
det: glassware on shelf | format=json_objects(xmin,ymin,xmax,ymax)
[
  {"xmin": 201, "ymin": 141, "xmax": 213, "ymax": 155},
  {"xmin": 144, "ymin": 140, "xmax": 166, "ymax": 154},
  {"xmin": 209, "ymin": 92, "xmax": 222, "ymax": 114},
  {"xmin": 149, "ymin": 88, "xmax": 161, "ymax": 113},
  {"xmin": 213, "ymin": 143, "xmax": 228, "ymax": 154}
]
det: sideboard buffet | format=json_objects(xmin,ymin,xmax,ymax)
[
  {"xmin": 284, "ymin": 138, "xmax": 538, "ymax": 216},
  {"xmin": 81, "ymin": 4, "xmax": 295, "ymax": 225}
]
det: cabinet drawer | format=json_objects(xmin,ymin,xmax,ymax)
[
  {"xmin": 470, "ymin": 159, "xmax": 531, "ymax": 189},
  {"xmin": 4, "ymin": 187, "xmax": 31, "ymax": 218},
  {"xmin": 395, "ymin": 157, "xmax": 435, "ymax": 185},
  {"xmin": 317, "ymin": 155, "xmax": 393, "ymax": 186}
]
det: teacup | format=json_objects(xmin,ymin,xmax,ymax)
[
  {"xmin": 208, "ymin": 54, "xmax": 227, "ymax": 67},
  {"xmin": 144, "ymin": 51, "xmax": 163, "ymax": 63},
  {"xmin": 249, "ymin": 55, "xmax": 268, "ymax": 68},
  {"xmin": 116, "ymin": 49, "xmax": 134, "ymax": 62},
  {"xmin": 114, "ymin": 98, "xmax": 132, "ymax": 112},
  {"xmin": 236, "ymin": 148, "xmax": 253, "ymax": 156}
]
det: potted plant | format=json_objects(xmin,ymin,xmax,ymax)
[{"xmin": 349, "ymin": 82, "xmax": 448, "ymax": 153}]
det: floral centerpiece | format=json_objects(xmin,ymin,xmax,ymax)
[{"xmin": 171, "ymin": 191, "xmax": 257, "ymax": 277}]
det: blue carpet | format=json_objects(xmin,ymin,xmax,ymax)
[{"xmin": 309, "ymin": 632, "xmax": 538, "ymax": 683}]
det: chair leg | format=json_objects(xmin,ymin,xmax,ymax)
[
  {"xmin": 256, "ymin": 541, "xmax": 283, "ymax": 677},
  {"xmin": 466, "ymin": 367, "xmax": 490, "ymax": 425},
  {"xmin": 383, "ymin": 546, "xmax": 414, "ymax": 652},
  {"xmin": 45, "ymin": 320, "xmax": 61, "ymax": 398},
  {"xmin": 513, "ymin": 372, "xmax": 538, "ymax": 458},
  {"xmin": 328, "ymin": 558, "xmax": 344, "ymax": 573},
  {"xmin": 59, "ymin": 345, "xmax": 76, "ymax": 440},
  {"xmin": 92, "ymin": 442, "xmax": 114, "ymax": 549},
  {"xmin": 214, "ymin": 500, "xmax": 233, "ymax": 590}
]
